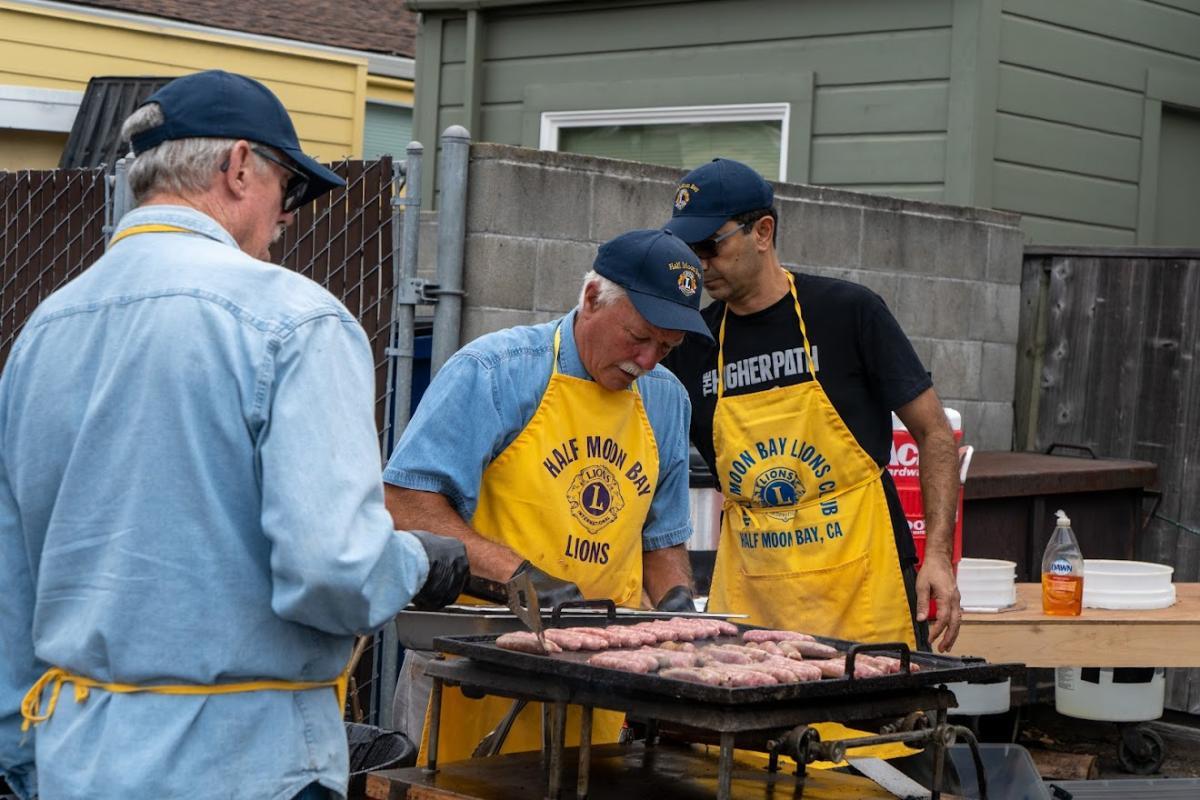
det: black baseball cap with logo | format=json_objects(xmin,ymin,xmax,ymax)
[
  {"xmin": 664, "ymin": 158, "xmax": 775, "ymax": 243},
  {"xmin": 130, "ymin": 70, "xmax": 345, "ymax": 208},
  {"xmin": 592, "ymin": 229, "xmax": 713, "ymax": 341}
]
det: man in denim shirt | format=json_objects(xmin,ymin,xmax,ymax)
[
  {"xmin": 0, "ymin": 70, "xmax": 467, "ymax": 800},
  {"xmin": 383, "ymin": 229, "xmax": 711, "ymax": 762}
]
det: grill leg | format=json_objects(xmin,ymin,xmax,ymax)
[
  {"xmin": 931, "ymin": 708, "xmax": 949, "ymax": 800},
  {"xmin": 718, "ymin": 731, "xmax": 734, "ymax": 800},
  {"xmin": 768, "ymin": 751, "xmax": 780, "ymax": 773},
  {"xmin": 577, "ymin": 705, "xmax": 593, "ymax": 800},
  {"xmin": 425, "ymin": 677, "xmax": 444, "ymax": 775},
  {"xmin": 546, "ymin": 700, "xmax": 567, "ymax": 800}
]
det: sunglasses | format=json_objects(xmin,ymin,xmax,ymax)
[
  {"xmin": 251, "ymin": 146, "xmax": 309, "ymax": 213},
  {"xmin": 689, "ymin": 222, "xmax": 751, "ymax": 260}
]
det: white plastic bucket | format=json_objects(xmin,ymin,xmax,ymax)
[
  {"xmin": 1083, "ymin": 559, "xmax": 1175, "ymax": 609},
  {"xmin": 947, "ymin": 679, "xmax": 1012, "ymax": 715},
  {"xmin": 1056, "ymin": 667, "xmax": 1165, "ymax": 722},
  {"xmin": 957, "ymin": 558, "xmax": 1017, "ymax": 609}
]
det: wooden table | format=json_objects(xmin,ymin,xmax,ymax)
[{"xmin": 950, "ymin": 583, "xmax": 1200, "ymax": 667}]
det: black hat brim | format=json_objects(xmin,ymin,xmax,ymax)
[{"xmin": 625, "ymin": 288, "xmax": 714, "ymax": 342}]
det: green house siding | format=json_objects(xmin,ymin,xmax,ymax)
[
  {"xmin": 413, "ymin": 0, "xmax": 961, "ymax": 207},
  {"xmin": 996, "ymin": 0, "xmax": 1200, "ymax": 245}
]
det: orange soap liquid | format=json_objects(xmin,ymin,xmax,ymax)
[{"xmin": 1042, "ymin": 573, "xmax": 1083, "ymax": 616}]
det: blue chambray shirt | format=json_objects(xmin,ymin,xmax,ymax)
[
  {"xmin": 0, "ymin": 206, "xmax": 430, "ymax": 800},
  {"xmin": 383, "ymin": 310, "xmax": 693, "ymax": 552}
]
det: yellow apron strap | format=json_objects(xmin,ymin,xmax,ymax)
[
  {"xmin": 717, "ymin": 271, "xmax": 812, "ymax": 401},
  {"xmin": 21, "ymin": 662, "xmax": 352, "ymax": 731},
  {"xmin": 108, "ymin": 223, "xmax": 196, "ymax": 247}
]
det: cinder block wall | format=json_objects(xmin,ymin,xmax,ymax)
[{"xmin": 442, "ymin": 144, "xmax": 1023, "ymax": 450}]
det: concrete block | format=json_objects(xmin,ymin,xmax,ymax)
[
  {"xmin": 535, "ymin": 239, "xmax": 596, "ymax": 313},
  {"xmin": 927, "ymin": 339, "xmax": 982, "ymax": 399},
  {"xmin": 970, "ymin": 283, "xmax": 1021, "ymax": 344},
  {"xmin": 908, "ymin": 336, "xmax": 935, "ymax": 369},
  {"xmin": 893, "ymin": 275, "xmax": 976, "ymax": 340},
  {"xmin": 466, "ymin": 159, "xmax": 592, "ymax": 240},
  {"xmin": 986, "ymin": 226, "xmax": 1025, "ymax": 285},
  {"xmin": 861, "ymin": 210, "xmax": 988, "ymax": 280},
  {"xmin": 591, "ymin": 173, "xmax": 677, "ymax": 240},
  {"xmin": 777, "ymin": 199, "xmax": 863, "ymax": 270},
  {"xmin": 463, "ymin": 234, "xmax": 538, "ymax": 312},
  {"xmin": 460, "ymin": 306, "xmax": 543, "ymax": 345},
  {"xmin": 980, "ymin": 342, "xmax": 1018, "ymax": 403},
  {"xmin": 951, "ymin": 399, "xmax": 1014, "ymax": 451}
]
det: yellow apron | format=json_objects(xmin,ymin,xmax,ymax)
[
  {"xmin": 706, "ymin": 273, "xmax": 916, "ymax": 765},
  {"xmin": 419, "ymin": 325, "xmax": 659, "ymax": 764},
  {"xmin": 707, "ymin": 273, "xmax": 914, "ymax": 646},
  {"xmin": 21, "ymin": 223, "xmax": 350, "ymax": 732}
]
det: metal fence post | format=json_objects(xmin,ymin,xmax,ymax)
[
  {"xmin": 105, "ymin": 154, "xmax": 134, "ymax": 249},
  {"xmin": 430, "ymin": 126, "xmax": 470, "ymax": 377},
  {"xmin": 377, "ymin": 143, "xmax": 424, "ymax": 730}
]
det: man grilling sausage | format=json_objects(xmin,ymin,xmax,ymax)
[{"xmin": 384, "ymin": 229, "xmax": 709, "ymax": 762}]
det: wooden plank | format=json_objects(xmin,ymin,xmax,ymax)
[
  {"xmin": 813, "ymin": 82, "xmax": 948, "ymax": 135},
  {"xmin": 951, "ymin": 584, "xmax": 1200, "ymax": 667},
  {"xmin": 1017, "ymin": 213, "xmax": 1137, "ymax": 247},
  {"xmin": 995, "ymin": 112, "xmax": 1141, "ymax": 182},
  {"xmin": 1005, "ymin": 0, "xmax": 1200, "ymax": 60},
  {"xmin": 993, "ymin": 162, "xmax": 1138, "ymax": 230},
  {"xmin": 963, "ymin": 451, "xmax": 1158, "ymax": 500},
  {"xmin": 1014, "ymin": 256, "xmax": 1049, "ymax": 450},
  {"xmin": 810, "ymin": 133, "xmax": 945, "ymax": 184},
  {"xmin": 439, "ymin": 28, "xmax": 955, "ymax": 106},
  {"xmin": 1027, "ymin": 750, "xmax": 1099, "ymax": 781},
  {"xmin": 479, "ymin": 0, "xmax": 953, "ymax": 61},
  {"xmin": 999, "ymin": 13, "xmax": 1200, "ymax": 93},
  {"xmin": 998, "ymin": 64, "xmax": 1145, "ymax": 138},
  {"xmin": 1036, "ymin": 256, "xmax": 1099, "ymax": 449}
]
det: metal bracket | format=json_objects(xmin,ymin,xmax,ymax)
[{"xmin": 395, "ymin": 277, "xmax": 465, "ymax": 306}]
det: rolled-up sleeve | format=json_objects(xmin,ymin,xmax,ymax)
[
  {"xmin": 0, "ymin": 409, "xmax": 38, "ymax": 800},
  {"xmin": 640, "ymin": 374, "xmax": 694, "ymax": 551},
  {"xmin": 382, "ymin": 351, "xmax": 508, "ymax": 520},
  {"xmin": 256, "ymin": 313, "xmax": 429, "ymax": 635}
]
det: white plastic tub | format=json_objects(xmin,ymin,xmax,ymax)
[
  {"xmin": 1056, "ymin": 667, "xmax": 1165, "ymax": 722},
  {"xmin": 947, "ymin": 679, "xmax": 1012, "ymax": 716},
  {"xmin": 1083, "ymin": 559, "xmax": 1175, "ymax": 609},
  {"xmin": 957, "ymin": 558, "xmax": 1017, "ymax": 609}
]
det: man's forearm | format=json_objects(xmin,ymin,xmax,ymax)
[
  {"xmin": 642, "ymin": 544, "xmax": 693, "ymax": 606},
  {"xmin": 916, "ymin": 429, "xmax": 957, "ymax": 562},
  {"xmin": 385, "ymin": 485, "xmax": 524, "ymax": 582}
]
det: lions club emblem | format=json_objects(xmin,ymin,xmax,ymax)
[
  {"xmin": 753, "ymin": 467, "xmax": 804, "ymax": 520},
  {"xmin": 567, "ymin": 465, "xmax": 625, "ymax": 533},
  {"xmin": 677, "ymin": 269, "xmax": 697, "ymax": 297},
  {"xmin": 674, "ymin": 182, "xmax": 699, "ymax": 211}
]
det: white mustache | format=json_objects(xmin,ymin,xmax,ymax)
[{"xmin": 618, "ymin": 362, "xmax": 646, "ymax": 378}]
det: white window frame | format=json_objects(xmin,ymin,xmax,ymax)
[
  {"xmin": 0, "ymin": 86, "xmax": 83, "ymax": 133},
  {"xmin": 539, "ymin": 103, "xmax": 790, "ymax": 181}
]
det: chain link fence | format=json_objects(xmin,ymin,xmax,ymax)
[{"xmin": 1, "ymin": 157, "xmax": 406, "ymax": 725}]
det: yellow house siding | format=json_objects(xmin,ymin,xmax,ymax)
[
  {"xmin": 0, "ymin": 1, "xmax": 368, "ymax": 160},
  {"xmin": 367, "ymin": 75, "xmax": 414, "ymax": 107},
  {"xmin": 0, "ymin": 129, "xmax": 67, "ymax": 170}
]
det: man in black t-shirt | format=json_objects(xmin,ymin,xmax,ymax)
[{"xmin": 662, "ymin": 158, "xmax": 962, "ymax": 652}]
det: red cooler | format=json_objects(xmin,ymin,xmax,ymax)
[{"xmin": 888, "ymin": 409, "xmax": 969, "ymax": 617}]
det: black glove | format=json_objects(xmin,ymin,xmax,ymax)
[
  {"xmin": 409, "ymin": 530, "xmax": 469, "ymax": 610},
  {"xmin": 654, "ymin": 585, "xmax": 696, "ymax": 612},
  {"xmin": 512, "ymin": 560, "xmax": 584, "ymax": 609}
]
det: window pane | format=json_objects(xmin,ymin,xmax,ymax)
[
  {"xmin": 559, "ymin": 120, "xmax": 781, "ymax": 177},
  {"xmin": 364, "ymin": 102, "xmax": 413, "ymax": 160}
]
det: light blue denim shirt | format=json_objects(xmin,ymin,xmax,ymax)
[
  {"xmin": 383, "ymin": 310, "xmax": 693, "ymax": 552},
  {"xmin": 0, "ymin": 206, "xmax": 430, "ymax": 800}
]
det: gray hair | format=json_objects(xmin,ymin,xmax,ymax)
[
  {"xmin": 578, "ymin": 270, "xmax": 627, "ymax": 309},
  {"xmin": 120, "ymin": 103, "xmax": 266, "ymax": 204}
]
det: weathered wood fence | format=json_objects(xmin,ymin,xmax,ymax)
[{"xmin": 1017, "ymin": 246, "xmax": 1200, "ymax": 713}]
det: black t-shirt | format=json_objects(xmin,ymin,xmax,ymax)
[{"xmin": 663, "ymin": 271, "xmax": 932, "ymax": 564}]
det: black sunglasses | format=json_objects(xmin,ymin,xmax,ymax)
[
  {"xmin": 689, "ymin": 222, "xmax": 751, "ymax": 260},
  {"xmin": 251, "ymin": 146, "xmax": 309, "ymax": 212}
]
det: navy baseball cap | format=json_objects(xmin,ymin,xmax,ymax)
[
  {"xmin": 593, "ymin": 229, "xmax": 713, "ymax": 341},
  {"xmin": 663, "ymin": 158, "xmax": 774, "ymax": 243},
  {"xmin": 130, "ymin": 70, "xmax": 345, "ymax": 207}
]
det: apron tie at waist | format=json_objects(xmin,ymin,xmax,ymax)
[{"xmin": 21, "ymin": 665, "xmax": 350, "ymax": 731}]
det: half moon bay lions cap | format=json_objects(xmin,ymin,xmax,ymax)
[
  {"xmin": 593, "ymin": 229, "xmax": 714, "ymax": 342},
  {"xmin": 130, "ymin": 70, "xmax": 345, "ymax": 207},
  {"xmin": 663, "ymin": 158, "xmax": 774, "ymax": 243}
]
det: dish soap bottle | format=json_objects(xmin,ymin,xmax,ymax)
[{"xmin": 1042, "ymin": 509, "xmax": 1084, "ymax": 616}]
